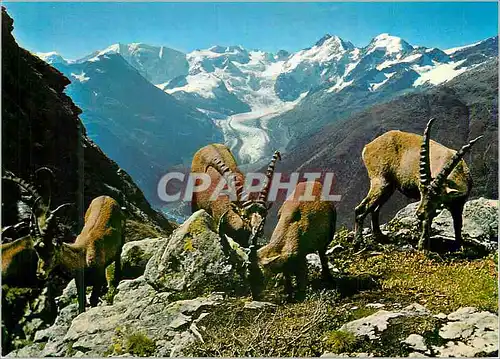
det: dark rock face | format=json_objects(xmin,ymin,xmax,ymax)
[
  {"xmin": 1, "ymin": 8, "xmax": 171, "ymax": 231},
  {"xmin": 1, "ymin": 8, "xmax": 172, "ymax": 354}
]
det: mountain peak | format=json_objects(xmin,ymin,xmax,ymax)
[
  {"xmin": 314, "ymin": 34, "xmax": 353, "ymax": 50},
  {"xmin": 367, "ymin": 33, "xmax": 412, "ymax": 55},
  {"xmin": 35, "ymin": 51, "xmax": 68, "ymax": 64}
]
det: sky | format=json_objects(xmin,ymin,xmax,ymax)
[{"xmin": 4, "ymin": 2, "xmax": 498, "ymax": 60}]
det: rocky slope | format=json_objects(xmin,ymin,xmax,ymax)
[
  {"xmin": 6, "ymin": 198, "xmax": 498, "ymax": 357},
  {"xmin": 1, "ymin": 8, "xmax": 172, "ymax": 232},
  {"xmin": 264, "ymin": 59, "xmax": 498, "ymax": 232},
  {"xmin": 1, "ymin": 8, "xmax": 174, "ymax": 353}
]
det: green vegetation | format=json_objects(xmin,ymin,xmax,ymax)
[
  {"xmin": 323, "ymin": 330, "xmax": 359, "ymax": 353},
  {"xmin": 106, "ymin": 327, "xmax": 156, "ymax": 357},
  {"xmin": 347, "ymin": 251, "xmax": 498, "ymax": 313},
  {"xmin": 184, "ymin": 237, "xmax": 497, "ymax": 357}
]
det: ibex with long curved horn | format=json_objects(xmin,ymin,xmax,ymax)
[
  {"xmin": 191, "ymin": 144, "xmax": 281, "ymax": 247},
  {"xmin": 35, "ymin": 195, "xmax": 126, "ymax": 313},
  {"xmin": 220, "ymin": 180, "xmax": 336, "ymax": 300},
  {"xmin": 1, "ymin": 170, "xmax": 69, "ymax": 285},
  {"xmin": 354, "ymin": 118, "xmax": 482, "ymax": 250}
]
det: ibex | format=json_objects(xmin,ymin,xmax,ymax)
[
  {"xmin": 221, "ymin": 180, "xmax": 336, "ymax": 300},
  {"xmin": 354, "ymin": 118, "xmax": 482, "ymax": 250},
  {"xmin": 1, "ymin": 170, "xmax": 68, "ymax": 286},
  {"xmin": 36, "ymin": 195, "xmax": 126, "ymax": 313},
  {"xmin": 191, "ymin": 144, "xmax": 281, "ymax": 247}
]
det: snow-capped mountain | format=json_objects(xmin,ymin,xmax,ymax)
[
  {"xmin": 79, "ymin": 43, "xmax": 189, "ymax": 85},
  {"xmin": 40, "ymin": 34, "xmax": 497, "ymax": 168},
  {"xmin": 46, "ymin": 52, "xmax": 221, "ymax": 205},
  {"xmin": 35, "ymin": 51, "xmax": 69, "ymax": 65},
  {"xmin": 158, "ymin": 45, "xmax": 292, "ymax": 118}
]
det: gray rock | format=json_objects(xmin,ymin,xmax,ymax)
[
  {"xmin": 144, "ymin": 210, "xmax": 242, "ymax": 296},
  {"xmin": 434, "ymin": 313, "xmax": 448, "ymax": 320},
  {"xmin": 403, "ymin": 334, "xmax": 428, "ymax": 352},
  {"xmin": 340, "ymin": 303, "xmax": 431, "ymax": 340},
  {"xmin": 55, "ymin": 279, "xmax": 78, "ymax": 309},
  {"xmin": 340, "ymin": 310, "xmax": 404, "ymax": 339},
  {"xmin": 306, "ymin": 253, "xmax": 339, "ymax": 273},
  {"xmin": 408, "ymin": 352, "xmax": 429, "ymax": 357},
  {"xmin": 121, "ymin": 237, "xmax": 166, "ymax": 279},
  {"xmin": 433, "ymin": 307, "xmax": 498, "ymax": 357},
  {"xmin": 391, "ymin": 198, "xmax": 498, "ymax": 251},
  {"xmin": 439, "ymin": 321, "xmax": 475, "ymax": 340}
]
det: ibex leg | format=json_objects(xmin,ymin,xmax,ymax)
[
  {"xmin": 449, "ymin": 202, "xmax": 465, "ymax": 251},
  {"xmin": 371, "ymin": 187, "xmax": 394, "ymax": 241},
  {"xmin": 90, "ymin": 271, "xmax": 106, "ymax": 307},
  {"xmin": 295, "ymin": 257, "xmax": 308, "ymax": 301},
  {"xmin": 318, "ymin": 248, "xmax": 333, "ymax": 282},
  {"xmin": 283, "ymin": 269, "xmax": 293, "ymax": 301},
  {"xmin": 75, "ymin": 271, "xmax": 86, "ymax": 313},
  {"xmin": 112, "ymin": 251, "xmax": 122, "ymax": 288},
  {"xmin": 355, "ymin": 178, "xmax": 391, "ymax": 242}
]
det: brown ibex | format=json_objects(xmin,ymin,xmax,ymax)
[
  {"xmin": 354, "ymin": 118, "xmax": 482, "ymax": 250},
  {"xmin": 191, "ymin": 144, "xmax": 281, "ymax": 247},
  {"xmin": 36, "ymin": 195, "xmax": 126, "ymax": 313},
  {"xmin": 221, "ymin": 180, "xmax": 336, "ymax": 299}
]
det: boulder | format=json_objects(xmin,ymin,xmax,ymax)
[
  {"xmin": 121, "ymin": 238, "xmax": 166, "ymax": 279},
  {"xmin": 340, "ymin": 303, "xmax": 429, "ymax": 340},
  {"xmin": 389, "ymin": 198, "xmax": 498, "ymax": 251},
  {"xmin": 144, "ymin": 210, "xmax": 243, "ymax": 297}
]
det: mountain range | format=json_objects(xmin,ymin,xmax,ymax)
[{"xmin": 36, "ymin": 33, "xmax": 498, "ymax": 215}]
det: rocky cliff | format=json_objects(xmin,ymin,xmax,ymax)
[{"xmin": 1, "ymin": 8, "xmax": 172, "ymax": 233}]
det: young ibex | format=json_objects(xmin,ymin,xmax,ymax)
[
  {"xmin": 221, "ymin": 180, "xmax": 336, "ymax": 299},
  {"xmin": 36, "ymin": 195, "xmax": 126, "ymax": 313},
  {"xmin": 191, "ymin": 144, "xmax": 281, "ymax": 247},
  {"xmin": 354, "ymin": 118, "xmax": 482, "ymax": 250}
]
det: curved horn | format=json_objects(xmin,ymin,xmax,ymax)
[
  {"xmin": 430, "ymin": 135, "xmax": 483, "ymax": 191},
  {"xmin": 45, "ymin": 203, "xmax": 73, "ymax": 234},
  {"xmin": 419, "ymin": 118, "xmax": 435, "ymax": 187},
  {"xmin": 257, "ymin": 150, "xmax": 281, "ymax": 204},
  {"xmin": 211, "ymin": 158, "xmax": 249, "ymax": 202},
  {"xmin": 34, "ymin": 166, "xmax": 55, "ymax": 179},
  {"xmin": 2, "ymin": 170, "xmax": 43, "ymax": 202}
]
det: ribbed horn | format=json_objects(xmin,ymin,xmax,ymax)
[
  {"xmin": 211, "ymin": 158, "xmax": 248, "ymax": 202},
  {"xmin": 2, "ymin": 170, "xmax": 50, "ymax": 237},
  {"xmin": 3, "ymin": 170, "xmax": 43, "ymax": 202},
  {"xmin": 419, "ymin": 118, "xmax": 435, "ymax": 186},
  {"xmin": 430, "ymin": 135, "xmax": 483, "ymax": 191},
  {"xmin": 258, "ymin": 150, "xmax": 281, "ymax": 203}
]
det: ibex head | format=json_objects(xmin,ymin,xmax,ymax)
[
  {"xmin": 2, "ymin": 169, "xmax": 71, "ymax": 280},
  {"xmin": 417, "ymin": 118, "xmax": 482, "ymax": 221},
  {"xmin": 219, "ymin": 150, "xmax": 281, "ymax": 247}
]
